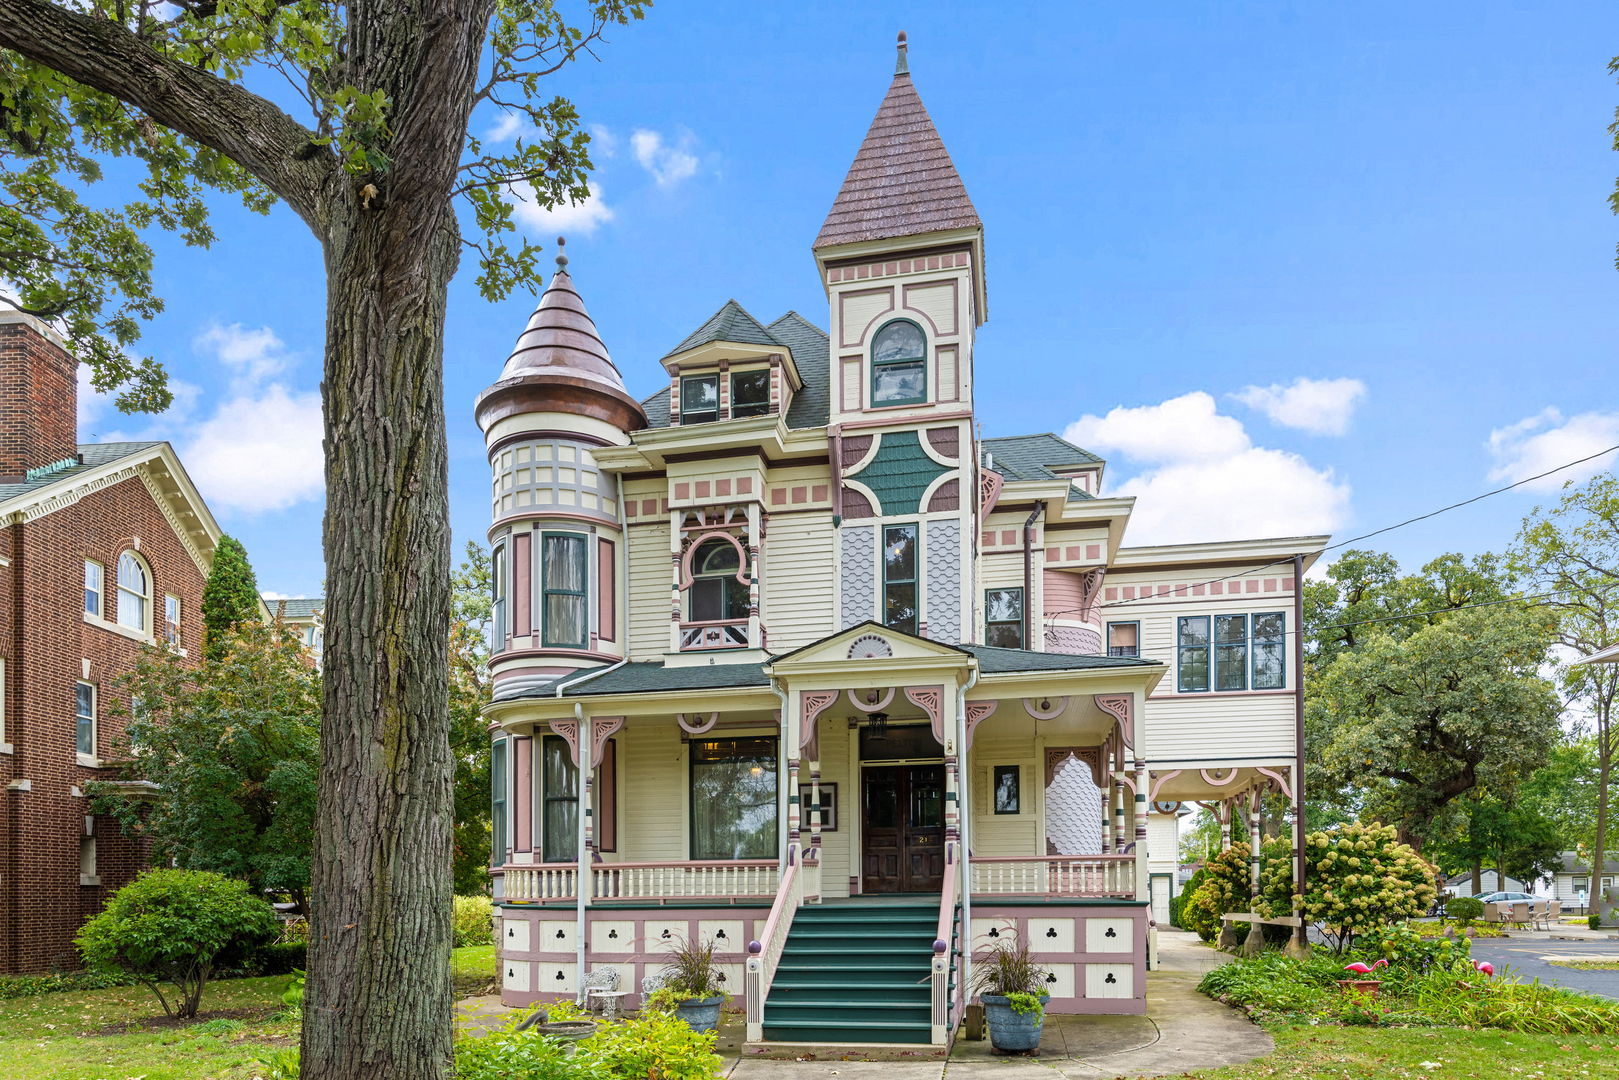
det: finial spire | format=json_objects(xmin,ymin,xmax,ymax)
[
  {"xmin": 895, "ymin": 30, "xmax": 908, "ymax": 76},
  {"xmin": 555, "ymin": 235, "xmax": 568, "ymax": 270}
]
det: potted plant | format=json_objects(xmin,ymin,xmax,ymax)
[
  {"xmin": 646, "ymin": 935, "xmax": 727, "ymax": 1034},
  {"xmin": 974, "ymin": 940, "xmax": 1050, "ymax": 1054}
]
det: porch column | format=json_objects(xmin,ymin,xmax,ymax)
[
  {"xmin": 575, "ymin": 716, "xmax": 593, "ymax": 999},
  {"xmin": 1098, "ymin": 733, "xmax": 1111, "ymax": 854},
  {"xmin": 1133, "ymin": 755, "xmax": 1148, "ymax": 904},
  {"xmin": 746, "ymin": 502, "xmax": 762, "ymax": 649},
  {"xmin": 1287, "ymin": 778, "xmax": 1308, "ymax": 958},
  {"xmin": 1219, "ymin": 800, "xmax": 1232, "ymax": 852},
  {"xmin": 1242, "ymin": 788, "xmax": 1266, "ymax": 956},
  {"xmin": 669, "ymin": 510, "xmax": 683, "ymax": 653},
  {"xmin": 1112, "ymin": 736, "xmax": 1127, "ymax": 852}
]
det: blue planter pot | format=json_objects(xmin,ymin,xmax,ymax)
[
  {"xmin": 980, "ymin": 994, "xmax": 1048, "ymax": 1053},
  {"xmin": 673, "ymin": 995, "xmax": 724, "ymax": 1034}
]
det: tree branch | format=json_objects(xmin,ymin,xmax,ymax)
[{"xmin": 0, "ymin": 0, "xmax": 334, "ymax": 229}]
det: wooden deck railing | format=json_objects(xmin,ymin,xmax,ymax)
[
  {"xmin": 930, "ymin": 856, "xmax": 960, "ymax": 1045},
  {"xmin": 745, "ymin": 847, "xmax": 805, "ymax": 1042},
  {"xmin": 502, "ymin": 860, "xmax": 780, "ymax": 903},
  {"xmin": 969, "ymin": 855, "xmax": 1136, "ymax": 899}
]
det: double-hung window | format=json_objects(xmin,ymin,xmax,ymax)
[
  {"xmin": 115, "ymin": 552, "xmax": 149, "ymax": 634},
  {"xmin": 1176, "ymin": 616, "xmax": 1210, "ymax": 692},
  {"xmin": 870, "ymin": 320, "xmax": 927, "ymax": 406},
  {"xmin": 730, "ymin": 370, "xmax": 771, "ymax": 418},
  {"xmin": 680, "ymin": 374, "xmax": 720, "ymax": 425},
  {"xmin": 1106, "ymin": 621, "xmax": 1140, "ymax": 658},
  {"xmin": 491, "ymin": 543, "xmax": 508, "ymax": 649},
  {"xmin": 541, "ymin": 734, "xmax": 579, "ymax": 862},
  {"xmin": 490, "ymin": 738, "xmax": 508, "ymax": 865},
  {"xmin": 984, "ymin": 588, "xmax": 1024, "ymax": 648},
  {"xmin": 1214, "ymin": 615, "xmax": 1248, "ymax": 691},
  {"xmin": 1252, "ymin": 612, "xmax": 1286, "ymax": 689},
  {"xmin": 689, "ymin": 538, "xmax": 749, "ymax": 622},
  {"xmin": 75, "ymin": 681, "xmax": 96, "ymax": 758},
  {"xmin": 689, "ymin": 736, "xmax": 778, "ymax": 860},
  {"xmin": 84, "ymin": 560, "xmax": 103, "ymax": 618},
  {"xmin": 540, "ymin": 533, "xmax": 587, "ymax": 648},
  {"xmin": 882, "ymin": 524, "xmax": 919, "ymax": 635},
  {"xmin": 163, "ymin": 595, "xmax": 182, "ymax": 648}
]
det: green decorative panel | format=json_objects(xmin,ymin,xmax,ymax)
[{"xmin": 850, "ymin": 430, "xmax": 950, "ymax": 516}]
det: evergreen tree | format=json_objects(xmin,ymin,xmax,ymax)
[{"xmin": 201, "ymin": 535, "xmax": 261, "ymax": 661}]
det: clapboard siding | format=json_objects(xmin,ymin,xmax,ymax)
[
  {"xmin": 762, "ymin": 513, "xmax": 835, "ymax": 650},
  {"xmin": 969, "ymin": 733, "xmax": 1042, "ymax": 857},
  {"xmin": 1142, "ymin": 695, "xmax": 1296, "ymax": 760},
  {"xmin": 626, "ymin": 520, "xmax": 671, "ymax": 660},
  {"xmin": 617, "ymin": 721, "xmax": 686, "ymax": 861}
]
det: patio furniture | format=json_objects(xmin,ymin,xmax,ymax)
[
  {"xmin": 581, "ymin": 968, "xmax": 623, "ymax": 1018},
  {"xmin": 1510, "ymin": 901, "xmax": 1530, "ymax": 928}
]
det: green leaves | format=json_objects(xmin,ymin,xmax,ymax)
[{"xmin": 201, "ymin": 535, "xmax": 262, "ymax": 661}]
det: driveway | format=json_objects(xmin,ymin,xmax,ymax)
[{"xmin": 1467, "ymin": 938, "xmax": 1619, "ymax": 999}]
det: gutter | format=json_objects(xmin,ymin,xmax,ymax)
[
  {"xmin": 1292, "ymin": 553, "xmax": 1307, "ymax": 947},
  {"xmin": 1022, "ymin": 505, "xmax": 1043, "ymax": 647},
  {"xmin": 575, "ymin": 701, "xmax": 589, "ymax": 997}
]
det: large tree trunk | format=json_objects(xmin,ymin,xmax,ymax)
[{"xmin": 1594, "ymin": 705, "xmax": 1613, "ymax": 924}]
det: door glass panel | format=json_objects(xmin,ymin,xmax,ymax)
[
  {"xmin": 866, "ymin": 773, "xmax": 899, "ymax": 829},
  {"xmin": 910, "ymin": 768, "xmax": 943, "ymax": 828}
]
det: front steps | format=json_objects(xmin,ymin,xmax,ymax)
[{"xmin": 761, "ymin": 897, "xmax": 944, "ymax": 1045}]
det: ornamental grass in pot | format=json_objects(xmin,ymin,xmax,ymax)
[
  {"xmin": 974, "ymin": 940, "xmax": 1050, "ymax": 1053},
  {"xmin": 646, "ymin": 935, "xmax": 728, "ymax": 1034}
]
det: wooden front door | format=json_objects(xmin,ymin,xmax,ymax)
[{"xmin": 861, "ymin": 764, "xmax": 946, "ymax": 893}]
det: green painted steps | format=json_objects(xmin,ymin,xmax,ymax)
[{"xmin": 761, "ymin": 899, "xmax": 947, "ymax": 1044}]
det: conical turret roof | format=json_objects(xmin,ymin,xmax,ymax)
[
  {"xmin": 814, "ymin": 35, "xmax": 981, "ymax": 249},
  {"xmin": 499, "ymin": 248, "xmax": 627, "ymax": 392}
]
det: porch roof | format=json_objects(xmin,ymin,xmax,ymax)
[{"xmin": 964, "ymin": 644, "xmax": 1158, "ymax": 674}]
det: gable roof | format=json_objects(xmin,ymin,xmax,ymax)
[
  {"xmin": 662, "ymin": 299, "xmax": 784, "ymax": 360},
  {"xmin": 814, "ymin": 67, "xmax": 980, "ymax": 249},
  {"xmin": 0, "ymin": 441, "xmax": 162, "ymax": 504},
  {"xmin": 266, "ymin": 597, "xmax": 324, "ymax": 620},
  {"xmin": 639, "ymin": 311, "xmax": 832, "ymax": 431},
  {"xmin": 982, "ymin": 434, "xmax": 1102, "ymax": 501}
]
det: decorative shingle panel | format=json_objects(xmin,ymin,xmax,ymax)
[
  {"xmin": 849, "ymin": 430, "xmax": 950, "ymax": 516},
  {"xmin": 839, "ymin": 525, "xmax": 876, "ymax": 628},
  {"xmin": 925, "ymin": 520, "xmax": 961, "ymax": 644},
  {"xmin": 1045, "ymin": 753, "xmax": 1104, "ymax": 856},
  {"xmin": 1045, "ymin": 625, "xmax": 1102, "ymax": 655}
]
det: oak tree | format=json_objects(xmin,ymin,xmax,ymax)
[{"xmin": 1, "ymin": 3, "xmax": 644, "ymax": 1076}]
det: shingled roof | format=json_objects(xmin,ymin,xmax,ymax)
[
  {"xmin": 640, "ymin": 311, "xmax": 831, "ymax": 431},
  {"xmin": 662, "ymin": 299, "xmax": 784, "ymax": 360},
  {"xmin": 813, "ymin": 43, "xmax": 980, "ymax": 249}
]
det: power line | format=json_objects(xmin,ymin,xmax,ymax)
[{"xmin": 1087, "ymin": 442, "xmax": 1619, "ymax": 614}]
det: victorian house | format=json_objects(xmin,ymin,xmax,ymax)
[
  {"xmin": 483, "ymin": 39, "xmax": 1324, "ymax": 1048},
  {"xmin": 0, "ymin": 311, "xmax": 223, "ymax": 972}
]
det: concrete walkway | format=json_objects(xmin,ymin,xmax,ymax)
[{"xmin": 460, "ymin": 930, "xmax": 1272, "ymax": 1080}]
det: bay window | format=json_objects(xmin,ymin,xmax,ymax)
[
  {"xmin": 1214, "ymin": 614, "xmax": 1248, "ymax": 691},
  {"xmin": 689, "ymin": 736, "xmax": 777, "ymax": 860},
  {"xmin": 883, "ymin": 524, "xmax": 919, "ymax": 635},
  {"xmin": 541, "ymin": 533, "xmax": 587, "ymax": 648},
  {"xmin": 1176, "ymin": 615, "xmax": 1210, "ymax": 692}
]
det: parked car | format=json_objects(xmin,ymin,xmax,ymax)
[{"xmin": 1473, "ymin": 891, "xmax": 1535, "ymax": 904}]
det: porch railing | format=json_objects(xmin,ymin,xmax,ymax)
[
  {"xmin": 745, "ymin": 846, "xmax": 805, "ymax": 1042},
  {"xmin": 969, "ymin": 855, "xmax": 1136, "ymax": 899},
  {"xmin": 502, "ymin": 860, "xmax": 780, "ymax": 903},
  {"xmin": 930, "ymin": 854, "xmax": 960, "ymax": 1045}
]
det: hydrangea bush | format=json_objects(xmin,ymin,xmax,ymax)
[
  {"xmin": 1182, "ymin": 842, "xmax": 1253, "ymax": 942},
  {"xmin": 1303, "ymin": 821, "xmax": 1437, "ymax": 951}
]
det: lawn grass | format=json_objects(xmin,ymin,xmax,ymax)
[
  {"xmin": 1549, "ymin": 959, "xmax": 1619, "ymax": 971},
  {"xmin": 1188, "ymin": 1024, "xmax": 1619, "ymax": 1078},
  {"xmin": 0, "ymin": 944, "xmax": 497, "ymax": 1080}
]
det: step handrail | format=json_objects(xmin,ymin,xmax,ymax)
[
  {"xmin": 745, "ymin": 843, "xmax": 804, "ymax": 1042},
  {"xmin": 930, "ymin": 854, "xmax": 959, "ymax": 1045}
]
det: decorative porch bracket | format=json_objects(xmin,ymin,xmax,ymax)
[
  {"xmin": 1093, "ymin": 693, "xmax": 1133, "ymax": 750},
  {"xmin": 963, "ymin": 700, "xmax": 997, "ymax": 751}
]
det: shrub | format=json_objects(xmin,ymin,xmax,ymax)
[
  {"xmin": 1591, "ymin": 913, "xmax": 1603, "ymax": 930},
  {"xmin": 1171, "ymin": 867, "xmax": 1207, "ymax": 929},
  {"xmin": 1302, "ymin": 821, "xmax": 1437, "ymax": 951},
  {"xmin": 1353, "ymin": 923, "xmax": 1470, "ymax": 981},
  {"xmin": 254, "ymin": 941, "xmax": 307, "ymax": 975},
  {"xmin": 0, "ymin": 969, "xmax": 140, "ymax": 999},
  {"xmin": 1182, "ymin": 843, "xmax": 1252, "ymax": 942},
  {"xmin": 453, "ymin": 894, "xmax": 495, "ymax": 947},
  {"xmin": 576, "ymin": 1009, "xmax": 723, "ymax": 1080},
  {"xmin": 1445, "ymin": 896, "xmax": 1484, "ymax": 926},
  {"xmin": 76, "ymin": 868, "xmax": 278, "ymax": 1018}
]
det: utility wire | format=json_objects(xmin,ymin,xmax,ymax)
[{"xmin": 1080, "ymin": 442, "xmax": 1619, "ymax": 614}]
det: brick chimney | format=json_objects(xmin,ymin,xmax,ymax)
[{"xmin": 0, "ymin": 311, "xmax": 79, "ymax": 480}]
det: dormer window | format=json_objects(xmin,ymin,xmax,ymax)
[
  {"xmin": 871, "ymin": 319, "xmax": 927, "ymax": 407},
  {"xmin": 681, "ymin": 375, "xmax": 720, "ymax": 425},
  {"xmin": 689, "ymin": 538, "xmax": 748, "ymax": 622},
  {"xmin": 730, "ymin": 370, "xmax": 771, "ymax": 418}
]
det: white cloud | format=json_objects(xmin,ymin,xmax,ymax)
[
  {"xmin": 509, "ymin": 180, "xmax": 615, "ymax": 237},
  {"xmin": 630, "ymin": 128, "xmax": 699, "ymax": 187},
  {"xmin": 1232, "ymin": 376, "xmax": 1367, "ymax": 436},
  {"xmin": 485, "ymin": 110, "xmax": 526, "ymax": 143},
  {"xmin": 193, "ymin": 321, "xmax": 288, "ymax": 388},
  {"xmin": 589, "ymin": 123, "xmax": 618, "ymax": 158},
  {"xmin": 182, "ymin": 383, "xmax": 324, "ymax": 513},
  {"xmin": 1486, "ymin": 408, "xmax": 1619, "ymax": 492},
  {"xmin": 260, "ymin": 591, "xmax": 293, "ymax": 601},
  {"xmin": 78, "ymin": 364, "xmax": 112, "ymax": 431},
  {"xmin": 1064, "ymin": 391, "xmax": 1351, "ymax": 545}
]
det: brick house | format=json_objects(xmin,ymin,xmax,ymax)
[{"xmin": 0, "ymin": 310, "xmax": 224, "ymax": 973}]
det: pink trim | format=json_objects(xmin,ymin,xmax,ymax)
[
  {"xmin": 800, "ymin": 690, "xmax": 839, "ymax": 752},
  {"xmin": 490, "ymin": 509, "xmax": 615, "ymax": 532},
  {"xmin": 549, "ymin": 718, "xmax": 582, "ymax": 766},
  {"xmin": 676, "ymin": 712, "xmax": 720, "ymax": 734},
  {"xmin": 1149, "ymin": 769, "xmax": 1183, "ymax": 801},
  {"xmin": 1147, "ymin": 689, "xmax": 1293, "ymax": 701},
  {"xmin": 840, "ymin": 408, "xmax": 975, "ymax": 431},
  {"xmin": 964, "ymin": 701, "xmax": 998, "ymax": 750},
  {"xmin": 1255, "ymin": 765, "xmax": 1294, "ymax": 800},
  {"xmin": 513, "ymin": 533, "xmax": 532, "ymax": 637},
  {"xmin": 967, "ymin": 903, "xmax": 1147, "ymax": 1014},
  {"xmin": 597, "ymin": 538, "xmax": 616, "ymax": 642},
  {"xmin": 1022, "ymin": 696, "xmax": 1069, "ymax": 720},
  {"xmin": 678, "ymin": 531, "xmax": 749, "ymax": 590},
  {"xmin": 846, "ymin": 687, "xmax": 895, "ymax": 713},
  {"xmin": 904, "ymin": 685, "xmax": 946, "ymax": 746},
  {"xmin": 590, "ymin": 716, "xmax": 624, "ymax": 764},
  {"xmin": 1093, "ymin": 694, "xmax": 1133, "ymax": 749},
  {"xmin": 513, "ymin": 737, "xmax": 533, "ymax": 852}
]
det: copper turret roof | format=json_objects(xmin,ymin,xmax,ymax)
[
  {"xmin": 814, "ymin": 34, "xmax": 981, "ymax": 249},
  {"xmin": 476, "ymin": 240, "xmax": 646, "ymax": 434}
]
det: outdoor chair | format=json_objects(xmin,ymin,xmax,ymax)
[
  {"xmin": 1483, "ymin": 901, "xmax": 1510, "ymax": 926},
  {"xmin": 1510, "ymin": 901, "xmax": 1531, "ymax": 928},
  {"xmin": 1529, "ymin": 900, "xmax": 1551, "ymax": 930},
  {"xmin": 580, "ymin": 968, "xmax": 627, "ymax": 1020}
]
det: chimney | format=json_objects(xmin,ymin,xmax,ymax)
[{"xmin": 0, "ymin": 311, "xmax": 80, "ymax": 480}]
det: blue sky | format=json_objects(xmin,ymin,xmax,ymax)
[{"xmin": 74, "ymin": 1, "xmax": 1619, "ymax": 596}]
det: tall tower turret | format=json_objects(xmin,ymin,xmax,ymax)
[
  {"xmin": 476, "ymin": 240, "xmax": 645, "ymax": 700},
  {"xmin": 815, "ymin": 35, "xmax": 985, "ymax": 646}
]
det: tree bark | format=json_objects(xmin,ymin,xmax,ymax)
[{"xmin": 1594, "ymin": 702, "xmax": 1613, "ymax": 924}]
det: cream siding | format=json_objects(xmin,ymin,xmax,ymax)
[
  {"xmin": 626, "ymin": 521, "xmax": 671, "ymax": 660},
  {"xmin": 762, "ymin": 513, "xmax": 836, "ymax": 650},
  {"xmin": 616, "ymin": 721, "xmax": 686, "ymax": 861},
  {"xmin": 968, "ymin": 731, "xmax": 1043, "ymax": 858}
]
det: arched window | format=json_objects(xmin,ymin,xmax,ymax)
[
  {"xmin": 115, "ymin": 552, "xmax": 150, "ymax": 633},
  {"xmin": 870, "ymin": 319, "xmax": 927, "ymax": 406},
  {"xmin": 689, "ymin": 538, "xmax": 748, "ymax": 622}
]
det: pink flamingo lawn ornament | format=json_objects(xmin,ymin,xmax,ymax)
[
  {"xmin": 1473, "ymin": 961, "xmax": 1495, "ymax": 977},
  {"xmin": 1342, "ymin": 959, "xmax": 1389, "ymax": 976}
]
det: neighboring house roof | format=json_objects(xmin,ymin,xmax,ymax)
[
  {"xmin": 0, "ymin": 441, "xmax": 162, "ymax": 504},
  {"xmin": 1575, "ymin": 642, "xmax": 1619, "ymax": 665},
  {"xmin": 662, "ymin": 299, "xmax": 784, "ymax": 359},
  {"xmin": 1557, "ymin": 852, "xmax": 1619, "ymax": 875},
  {"xmin": 1441, "ymin": 870, "xmax": 1533, "ymax": 892},
  {"xmin": 981, "ymin": 433, "xmax": 1102, "ymax": 501},
  {"xmin": 813, "ymin": 61, "xmax": 981, "ymax": 249},
  {"xmin": 639, "ymin": 311, "xmax": 832, "ymax": 430},
  {"xmin": 267, "ymin": 597, "xmax": 324, "ymax": 620}
]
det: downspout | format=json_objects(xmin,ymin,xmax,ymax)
[
  {"xmin": 1022, "ymin": 505, "xmax": 1043, "ymax": 648},
  {"xmin": 771, "ymin": 679, "xmax": 791, "ymax": 867},
  {"xmin": 1291, "ymin": 553, "xmax": 1308, "ymax": 955},
  {"xmin": 956, "ymin": 664, "xmax": 978, "ymax": 1016},
  {"xmin": 574, "ymin": 701, "xmax": 589, "ymax": 998}
]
